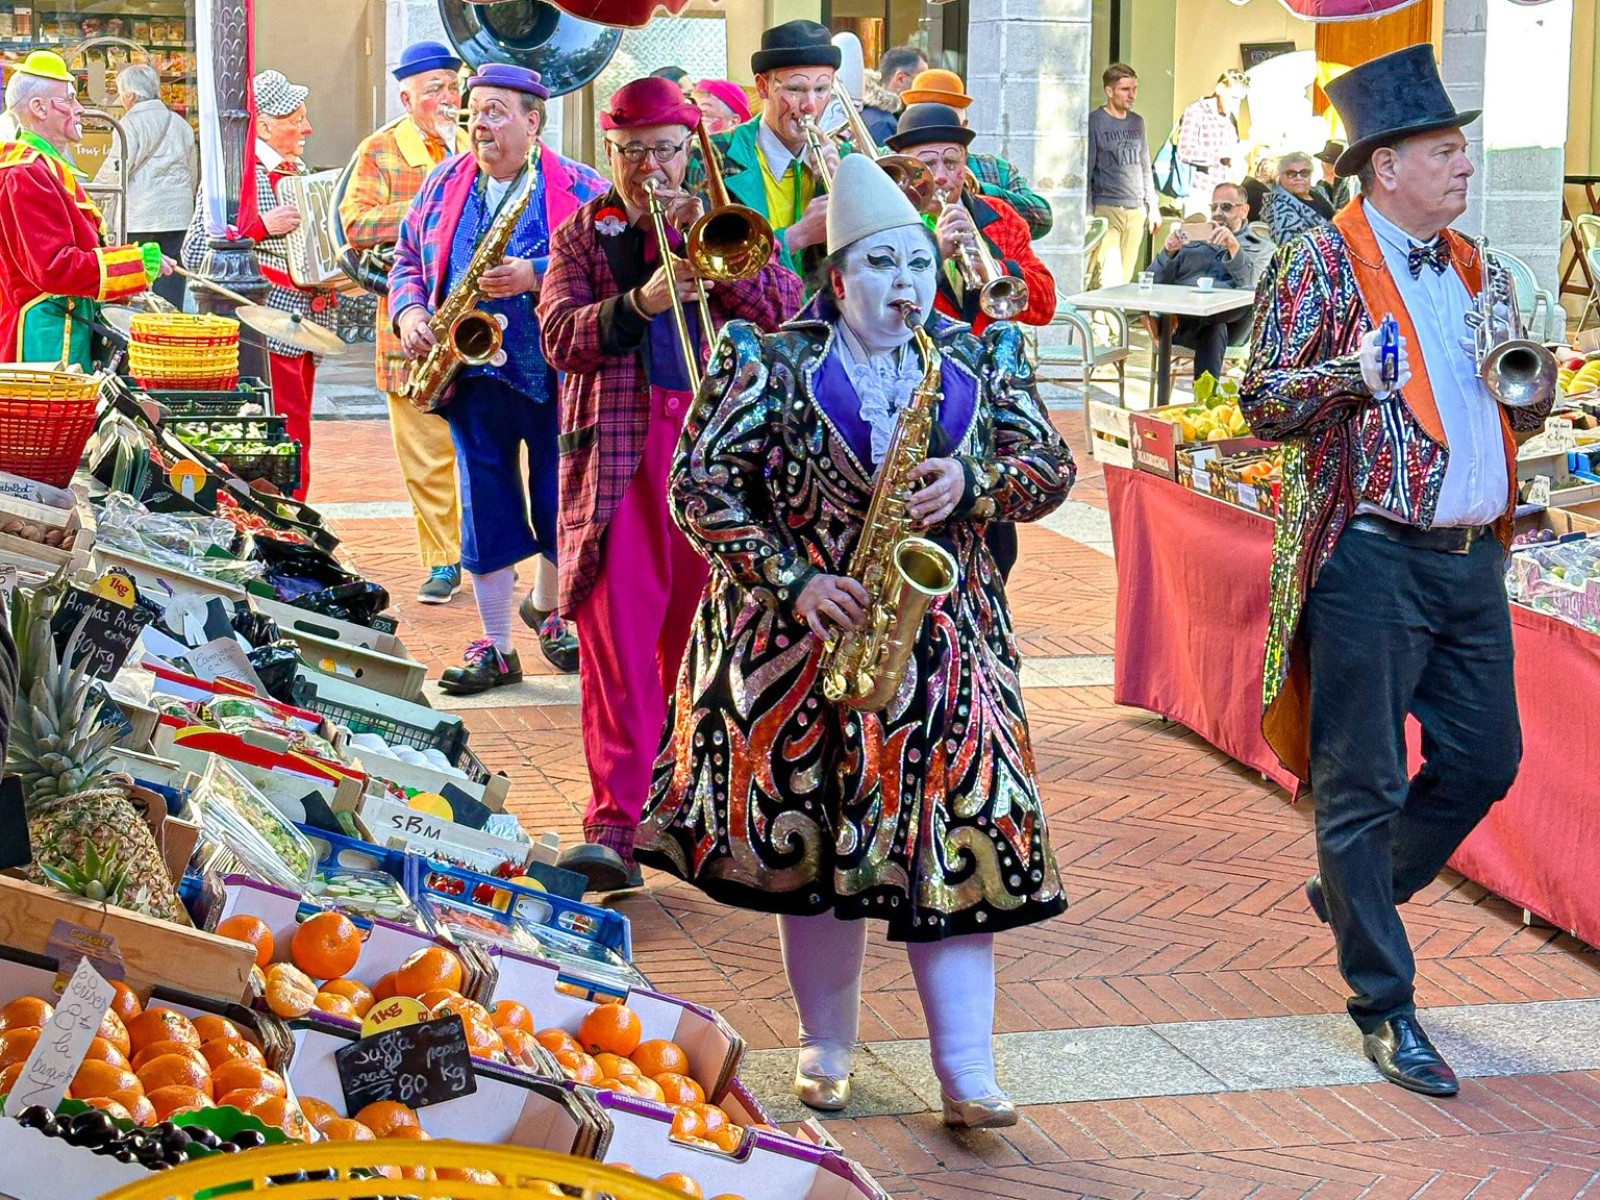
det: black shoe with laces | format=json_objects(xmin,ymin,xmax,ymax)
[
  {"xmin": 519, "ymin": 593, "xmax": 579, "ymax": 673},
  {"xmin": 438, "ymin": 639, "xmax": 522, "ymax": 696}
]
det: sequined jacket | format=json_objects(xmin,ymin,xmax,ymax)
[{"xmin": 1240, "ymin": 201, "xmax": 1550, "ymax": 781}]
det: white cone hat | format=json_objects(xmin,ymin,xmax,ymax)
[{"xmin": 825, "ymin": 154, "xmax": 923, "ymax": 256}]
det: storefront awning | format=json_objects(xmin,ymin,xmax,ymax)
[
  {"xmin": 473, "ymin": 0, "xmax": 712, "ymax": 30},
  {"xmin": 1272, "ymin": 0, "xmax": 1426, "ymax": 19}
]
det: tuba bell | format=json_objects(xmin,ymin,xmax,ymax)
[
  {"xmin": 1473, "ymin": 237, "xmax": 1558, "ymax": 410},
  {"xmin": 436, "ymin": 0, "xmax": 622, "ymax": 96}
]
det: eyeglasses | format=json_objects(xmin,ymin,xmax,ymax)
[
  {"xmin": 1281, "ymin": 168, "xmax": 1312, "ymax": 178},
  {"xmin": 914, "ymin": 153, "xmax": 966, "ymax": 172},
  {"xmin": 606, "ymin": 137, "xmax": 688, "ymax": 164},
  {"xmin": 1211, "ymin": 201, "xmax": 1241, "ymax": 212}
]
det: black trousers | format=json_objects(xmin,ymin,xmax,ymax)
[
  {"xmin": 1303, "ymin": 524, "xmax": 1521, "ymax": 1032},
  {"xmin": 131, "ymin": 229, "xmax": 187, "ymax": 308},
  {"xmin": 985, "ymin": 521, "xmax": 1017, "ymax": 583},
  {"xmin": 1173, "ymin": 311, "xmax": 1252, "ymax": 381}
]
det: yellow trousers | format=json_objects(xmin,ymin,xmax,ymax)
[{"xmin": 386, "ymin": 392, "xmax": 461, "ymax": 568}]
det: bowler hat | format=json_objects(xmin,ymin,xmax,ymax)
[
  {"xmin": 1314, "ymin": 139, "xmax": 1345, "ymax": 166},
  {"xmin": 467, "ymin": 63, "xmax": 550, "ymax": 101},
  {"xmin": 901, "ymin": 68, "xmax": 971, "ymax": 109},
  {"xmin": 601, "ymin": 77, "xmax": 701, "ymax": 131},
  {"xmin": 751, "ymin": 20, "xmax": 841, "ymax": 75},
  {"xmin": 1324, "ymin": 45, "xmax": 1478, "ymax": 176},
  {"xmin": 885, "ymin": 103, "xmax": 975, "ymax": 152},
  {"xmin": 393, "ymin": 40, "xmax": 460, "ymax": 82}
]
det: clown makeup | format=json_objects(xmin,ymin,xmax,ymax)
[{"xmin": 832, "ymin": 225, "xmax": 938, "ymax": 357}]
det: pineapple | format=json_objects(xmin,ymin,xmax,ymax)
[{"xmin": 5, "ymin": 580, "xmax": 182, "ymax": 921}]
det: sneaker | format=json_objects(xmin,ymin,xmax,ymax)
[
  {"xmin": 519, "ymin": 593, "xmax": 579, "ymax": 673},
  {"xmin": 418, "ymin": 563, "xmax": 462, "ymax": 605},
  {"xmin": 438, "ymin": 639, "xmax": 522, "ymax": 695}
]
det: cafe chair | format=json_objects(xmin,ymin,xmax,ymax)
[
  {"xmin": 1484, "ymin": 246, "xmax": 1563, "ymax": 344},
  {"xmin": 1034, "ymin": 294, "xmax": 1129, "ymax": 408},
  {"xmin": 1575, "ymin": 214, "xmax": 1600, "ymax": 330}
]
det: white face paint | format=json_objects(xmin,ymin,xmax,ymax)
[{"xmin": 834, "ymin": 225, "xmax": 938, "ymax": 356}]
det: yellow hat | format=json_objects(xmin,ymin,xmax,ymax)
[{"xmin": 15, "ymin": 51, "xmax": 74, "ymax": 84}]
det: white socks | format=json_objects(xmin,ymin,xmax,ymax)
[
  {"xmin": 472, "ymin": 566, "xmax": 516, "ymax": 652},
  {"xmin": 908, "ymin": 933, "xmax": 1000, "ymax": 1102},
  {"xmin": 531, "ymin": 554, "xmax": 559, "ymax": 614},
  {"xmin": 777, "ymin": 912, "xmax": 865, "ymax": 1081}
]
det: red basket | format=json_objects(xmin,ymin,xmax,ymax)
[
  {"xmin": 134, "ymin": 372, "xmax": 240, "ymax": 391},
  {"xmin": 0, "ymin": 368, "xmax": 104, "ymax": 487}
]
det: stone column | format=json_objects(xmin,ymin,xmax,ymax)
[
  {"xmin": 964, "ymin": 0, "xmax": 1093, "ymax": 343},
  {"xmin": 1441, "ymin": 0, "xmax": 1573, "ymax": 292}
]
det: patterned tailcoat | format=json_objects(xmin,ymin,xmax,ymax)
[
  {"xmin": 1240, "ymin": 200, "xmax": 1551, "ymax": 782},
  {"xmin": 635, "ymin": 310, "xmax": 1076, "ymax": 942}
]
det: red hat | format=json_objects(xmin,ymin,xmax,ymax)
[
  {"xmin": 693, "ymin": 78, "xmax": 751, "ymax": 124},
  {"xmin": 601, "ymin": 77, "xmax": 701, "ymax": 131}
]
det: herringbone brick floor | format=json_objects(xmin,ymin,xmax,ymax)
[{"xmin": 308, "ymin": 414, "xmax": 1600, "ymax": 1199}]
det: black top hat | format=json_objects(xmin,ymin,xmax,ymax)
[
  {"xmin": 1324, "ymin": 45, "xmax": 1478, "ymax": 176},
  {"xmin": 1314, "ymin": 140, "xmax": 1345, "ymax": 165},
  {"xmin": 751, "ymin": 20, "xmax": 841, "ymax": 75},
  {"xmin": 885, "ymin": 103, "xmax": 975, "ymax": 151}
]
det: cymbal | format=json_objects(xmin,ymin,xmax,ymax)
[
  {"xmin": 101, "ymin": 305, "xmax": 137, "ymax": 339},
  {"xmin": 235, "ymin": 305, "xmax": 349, "ymax": 357}
]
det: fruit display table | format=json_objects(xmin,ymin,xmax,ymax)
[{"xmin": 1106, "ymin": 465, "xmax": 1600, "ymax": 948}]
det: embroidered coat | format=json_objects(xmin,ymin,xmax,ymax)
[
  {"xmin": 1240, "ymin": 200, "xmax": 1551, "ymax": 781},
  {"xmin": 0, "ymin": 138, "xmax": 148, "ymax": 366},
  {"xmin": 538, "ymin": 190, "xmax": 803, "ymax": 616},
  {"xmin": 933, "ymin": 191, "xmax": 1057, "ymax": 334},
  {"xmin": 635, "ymin": 311, "xmax": 1075, "ymax": 941}
]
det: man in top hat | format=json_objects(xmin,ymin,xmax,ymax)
[
  {"xmin": 0, "ymin": 51, "xmax": 165, "ymax": 368},
  {"xmin": 538, "ymin": 77, "xmax": 802, "ymax": 893},
  {"xmin": 391, "ymin": 63, "xmax": 607, "ymax": 695},
  {"xmin": 340, "ymin": 41, "xmax": 470, "ymax": 607},
  {"xmin": 1313, "ymin": 139, "xmax": 1356, "ymax": 213},
  {"xmin": 182, "ymin": 68, "xmax": 336, "ymax": 499},
  {"xmin": 1240, "ymin": 45, "xmax": 1551, "ymax": 1097},
  {"xmin": 900, "ymin": 68, "xmax": 1053, "ymax": 240},
  {"xmin": 683, "ymin": 19, "xmax": 845, "ymax": 283},
  {"xmin": 888, "ymin": 101, "xmax": 1056, "ymax": 588}
]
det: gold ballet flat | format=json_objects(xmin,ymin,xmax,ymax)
[
  {"xmin": 794, "ymin": 1069, "xmax": 851, "ymax": 1112},
  {"xmin": 941, "ymin": 1092, "xmax": 1018, "ymax": 1129}
]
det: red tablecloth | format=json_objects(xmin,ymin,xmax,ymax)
[{"xmin": 1106, "ymin": 464, "xmax": 1600, "ymax": 946}]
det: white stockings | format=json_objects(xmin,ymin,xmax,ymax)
[
  {"xmin": 776, "ymin": 913, "xmax": 1000, "ymax": 1101},
  {"xmin": 472, "ymin": 566, "xmax": 516, "ymax": 652}
]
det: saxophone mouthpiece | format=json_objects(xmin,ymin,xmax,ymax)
[{"xmin": 891, "ymin": 299, "xmax": 919, "ymax": 328}]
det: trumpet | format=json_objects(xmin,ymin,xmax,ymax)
[
  {"xmin": 1471, "ymin": 236, "xmax": 1557, "ymax": 410},
  {"xmin": 938, "ymin": 170, "xmax": 1030, "ymax": 321},
  {"xmin": 799, "ymin": 85, "xmax": 940, "ymax": 214},
  {"xmin": 643, "ymin": 178, "xmax": 713, "ymax": 395}
]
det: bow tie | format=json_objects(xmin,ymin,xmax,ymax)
[{"xmin": 1406, "ymin": 240, "xmax": 1451, "ymax": 278}]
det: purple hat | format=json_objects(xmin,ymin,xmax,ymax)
[
  {"xmin": 601, "ymin": 77, "xmax": 701, "ymax": 131},
  {"xmin": 693, "ymin": 78, "xmax": 751, "ymax": 124},
  {"xmin": 466, "ymin": 62, "xmax": 550, "ymax": 101}
]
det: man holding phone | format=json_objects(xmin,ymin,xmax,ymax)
[{"xmin": 1149, "ymin": 181, "xmax": 1271, "ymax": 380}]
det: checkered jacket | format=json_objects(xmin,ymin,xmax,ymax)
[
  {"xmin": 181, "ymin": 158, "xmax": 338, "ymax": 358},
  {"xmin": 1175, "ymin": 97, "xmax": 1238, "ymax": 176},
  {"xmin": 967, "ymin": 152, "xmax": 1053, "ymax": 240}
]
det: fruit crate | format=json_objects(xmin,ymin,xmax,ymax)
[
  {"xmin": 136, "ymin": 377, "xmax": 272, "ymax": 417},
  {"xmin": 414, "ymin": 861, "xmax": 633, "ymax": 960},
  {"xmin": 288, "ymin": 669, "xmax": 490, "ymax": 785},
  {"xmin": 209, "ymin": 441, "xmax": 302, "ymax": 494}
]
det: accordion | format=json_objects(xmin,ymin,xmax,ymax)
[{"xmin": 275, "ymin": 169, "xmax": 346, "ymax": 289}]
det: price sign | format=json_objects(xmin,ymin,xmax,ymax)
[
  {"xmin": 50, "ymin": 584, "xmax": 151, "ymax": 681},
  {"xmin": 334, "ymin": 1013, "xmax": 476, "ymax": 1113},
  {"xmin": 6, "ymin": 959, "xmax": 116, "ymax": 1116}
]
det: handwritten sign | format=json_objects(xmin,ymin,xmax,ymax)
[
  {"xmin": 50, "ymin": 585, "xmax": 151, "ymax": 682},
  {"xmin": 334, "ymin": 1013, "xmax": 476, "ymax": 1114},
  {"xmin": 7, "ymin": 959, "xmax": 116, "ymax": 1115}
]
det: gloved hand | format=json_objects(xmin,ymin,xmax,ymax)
[
  {"xmin": 1358, "ymin": 326, "xmax": 1410, "ymax": 396},
  {"xmin": 138, "ymin": 241, "xmax": 163, "ymax": 283}
]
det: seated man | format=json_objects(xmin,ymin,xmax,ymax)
[{"xmin": 1151, "ymin": 181, "xmax": 1272, "ymax": 382}]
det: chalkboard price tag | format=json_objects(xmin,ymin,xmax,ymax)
[
  {"xmin": 51, "ymin": 583, "xmax": 151, "ymax": 681},
  {"xmin": 333, "ymin": 1013, "xmax": 476, "ymax": 1113}
]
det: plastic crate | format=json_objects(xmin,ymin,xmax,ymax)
[
  {"xmin": 414, "ymin": 859, "xmax": 633, "ymax": 960},
  {"xmin": 166, "ymin": 414, "xmax": 289, "ymax": 444},
  {"xmin": 138, "ymin": 376, "xmax": 272, "ymax": 416},
  {"xmin": 289, "ymin": 669, "xmax": 490, "ymax": 784},
  {"xmin": 212, "ymin": 441, "xmax": 302, "ymax": 493},
  {"xmin": 296, "ymin": 823, "xmax": 414, "ymax": 882}
]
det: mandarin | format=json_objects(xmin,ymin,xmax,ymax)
[
  {"xmin": 0, "ymin": 997, "xmax": 52, "ymax": 1031},
  {"xmin": 565, "ymin": 1052, "xmax": 603, "ymax": 1085},
  {"xmin": 263, "ymin": 962, "xmax": 318, "ymax": 1018},
  {"xmin": 577, "ymin": 1004, "xmax": 641, "ymax": 1057},
  {"xmin": 384, "ymin": 1123, "xmax": 431, "ymax": 1140},
  {"xmin": 312, "ymin": 992, "xmax": 359, "ymax": 1020},
  {"xmin": 670, "ymin": 1106, "xmax": 707, "ymax": 1141},
  {"xmin": 0, "ymin": 1062, "xmax": 23, "ymax": 1093},
  {"xmin": 372, "ymin": 973, "xmax": 398, "ymax": 1002},
  {"xmin": 705, "ymin": 1124, "xmax": 744, "ymax": 1154},
  {"xmin": 125, "ymin": 1008, "xmax": 200, "ymax": 1053},
  {"xmin": 225, "ymin": 1092, "xmax": 306, "ymax": 1139},
  {"xmin": 137, "ymin": 1052, "xmax": 213, "ymax": 1099},
  {"xmin": 595, "ymin": 1053, "xmax": 643, "ymax": 1081},
  {"xmin": 211, "ymin": 1060, "xmax": 285, "ymax": 1099},
  {"xmin": 318, "ymin": 978, "xmax": 375, "ymax": 1017},
  {"xmin": 70, "ymin": 1060, "xmax": 140, "ymax": 1099},
  {"xmin": 146, "ymin": 1085, "xmax": 213, "ymax": 1121},
  {"xmin": 393, "ymin": 947, "xmax": 463, "ymax": 998},
  {"xmin": 630, "ymin": 1039, "xmax": 689, "ymax": 1078},
  {"xmin": 534, "ymin": 1028, "xmax": 581, "ymax": 1057},
  {"xmin": 709, "ymin": 1194, "xmax": 751, "ymax": 1200},
  {"xmin": 108, "ymin": 981, "xmax": 142, "ymax": 1023},
  {"xmin": 108, "ymin": 1090, "xmax": 157, "ymax": 1126},
  {"xmin": 417, "ymin": 988, "xmax": 466, "ymax": 1012},
  {"xmin": 322, "ymin": 1117, "xmax": 376, "ymax": 1142},
  {"xmin": 0, "ymin": 1028, "xmax": 41, "ymax": 1069},
  {"xmin": 691, "ymin": 1103, "xmax": 730, "ymax": 1134},
  {"xmin": 82, "ymin": 1036, "xmax": 131, "ymax": 1069},
  {"xmin": 500, "ymin": 1027, "xmax": 540, "ymax": 1067},
  {"xmin": 633, "ymin": 1076, "xmax": 666, "ymax": 1104},
  {"xmin": 96, "ymin": 1010, "xmax": 131, "ymax": 1060},
  {"xmin": 131, "ymin": 1040, "xmax": 208, "ymax": 1075},
  {"xmin": 216, "ymin": 914, "xmax": 275, "ymax": 969},
  {"xmin": 290, "ymin": 912, "xmax": 362, "ymax": 980},
  {"xmin": 201, "ymin": 1039, "xmax": 265, "ymax": 1070},
  {"xmin": 191, "ymin": 1014, "xmax": 242, "ymax": 1044},
  {"xmin": 299, "ymin": 1096, "xmax": 341, "ymax": 1132},
  {"xmin": 79, "ymin": 1097, "xmax": 132, "ymax": 1122},
  {"xmin": 355, "ymin": 1100, "xmax": 421, "ymax": 1137},
  {"xmin": 653, "ymin": 1072, "xmax": 705, "ymax": 1106},
  {"xmin": 489, "ymin": 1000, "xmax": 534, "ymax": 1034},
  {"xmin": 657, "ymin": 1172, "xmax": 704, "ymax": 1198}
]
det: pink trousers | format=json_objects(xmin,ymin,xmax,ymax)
[{"xmin": 573, "ymin": 387, "xmax": 707, "ymax": 861}]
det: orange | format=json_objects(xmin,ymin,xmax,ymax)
[
  {"xmin": 657, "ymin": 1172, "xmax": 704, "ymax": 1198},
  {"xmin": 705, "ymin": 1124, "xmax": 744, "ymax": 1154},
  {"xmin": 0, "ymin": 1028, "xmax": 41, "ymax": 1069},
  {"xmin": 393, "ymin": 947, "xmax": 463, "ymax": 998},
  {"xmin": 210, "ymin": 1060, "xmax": 285, "ymax": 1099},
  {"xmin": 299, "ymin": 1096, "xmax": 341, "ymax": 1132},
  {"xmin": 355, "ymin": 1100, "xmax": 421, "ymax": 1138},
  {"xmin": 108, "ymin": 981, "xmax": 142, "ymax": 1023},
  {"xmin": 263, "ymin": 962, "xmax": 318, "ymax": 1018},
  {"xmin": 564, "ymin": 1053, "xmax": 603, "ymax": 1085},
  {"xmin": 96, "ymin": 1010, "xmax": 131, "ymax": 1060},
  {"xmin": 384, "ymin": 1123, "xmax": 431, "ymax": 1140},
  {"xmin": 654, "ymin": 1072, "xmax": 705, "ymax": 1106},
  {"xmin": 312, "ymin": 992, "xmax": 358, "ymax": 1020},
  {"xmin": 0, "ymin": 1062, "xmax": 24, "ymax": 1093},
  {"xmin": 691, "ymin": 1103, "xmax": 730, "ymax": 1134},
  {"xmin": 80, "ymin": 1097, "xmax": 132, "ymax": 1122},
  {"xmin": 82, "ymin": 1036, "xmax": 131, "ymax": 1069},
  {"xmin": 534, "ymin": 1028, "xmax": 581, "ymax": 1057},
  {"xmin": 290, "ymin": 912, "xmax": 362, "ymax": 980},
  {"xmin": 577, "ymin": 1004, "xmax": 641, "ymax": 1057},
  {"xmin": 137, "ymin": 1052, "xmax": 213, "ymax": 1099},
  {"xmin": 417, "ymin": 988, "xmax": 466, "ymax": 1012},
  {"xmin": 462, "ymin": 1021, "xmax": 505, "ymax": 1062},
  {"xmin": 594, "ymin": 1053, "xmax": 643, "ymax": 1082},
  {"xmin": 223, "ymin": 1092, "xmax": 306, "ymax": 1140},
  {"xmin": 191, "ymin": 1014, "xmax": 243, "ymax": 1044},
  {"xmin": 709, "ymin": 1194, "xmax": 750, "ymax": 1200},
  {"xmin": 432, "ymin": 995, "xmax": 491, "ymax": 1027},
  {"xmin": 500, "ymin": 1027, "xmax": 540, "ymax": 1067},
  {"xmin": 630, "ymin": 1039, "xmax": 690, "ymax": 1078},
  {"xmin": 438, "ymin": 1168, "xmax": 499, "ymax": 1185},
  {"xmin": 318, "ymin": 978, "xmax": 375, "ymax": 1017},
  {"xmin": 132, "ymin": 1040, "xmax": 209, "ymax": 1074},
  {"xmin": 372, "ymin": 972, "xmax": 397, "ymax": 1002},
  {"xmin": 632, "ymin": 1077, "xmax": 665, "ymax": 1104},
  {"xmin": 322, "ymin": 1117, "xmax": 376, "ymax": 1142},
  {"xmin": 71, "ymin": 1060, "xmax": 141, "ymax": 1099},
  {"xmin": 201, "ymin": 1039, "xmax": 265, "ymax": 1070},
  {"xmin": 124, "ymin": 1008, "xmax": 200, "ymax": 1053},
  {"xmin": 670, "ymin": 1106, "xmax": 707, "ymax": 1141},
  {"xmin": 0, "ymin": 997, "xmax": 53, "ymax": 1031},
  {"xmin": 489, "ymin": 1000, "xmax": 534, "ymax": 1034},
  {"xmin": 217, "ymin": 914, "xmax": 276, "ymax": 968},
  {"xmin": 146, "ymin": 1085, "xmax": 213, "ymax": 1122},
  {"xmin": 108, "ymin": 1090, "xmax": 157, "ymax": 1127}
]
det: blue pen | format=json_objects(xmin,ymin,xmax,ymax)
[{"xmin": 1379, "ymin": 315, "xmax": 1400, "ymax": 387}]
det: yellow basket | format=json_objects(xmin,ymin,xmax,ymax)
[
  {"xmin": 127, "ymin": 350, "xmax": 241, "ymax": 374},
  {"xmin": 129, "ymin": 312, "xmax": 241, "ymax": 348},
  {"xmin": 95, "ymin": 1142, "xmax": 709, "ymax": 1200},
  {"xmin": 0, "ymin": 366, "xmax": 104, "ymax": 404}
]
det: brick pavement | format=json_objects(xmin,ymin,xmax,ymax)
[{"xmin": 306, "ymin": 414, "xmax": 1600, "ymax": 1200}]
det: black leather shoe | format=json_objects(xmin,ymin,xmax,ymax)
[
  {"xmin": 438, "ymin": 642, "xmax": 522, "ymax": 696},
  {"xmin": 1362, "ymin": 1015, "xmax": 1459, "ymax": 1096},
  {"xmin": 556, "ymin": 843, "xmax": 629, "ymax": 894},
  {"xmin": 1306, "ymin": 875, "xmax": 1329, "ymax": 924},
  {"xmin": 520, "ymin": 593, "xmax": 579, "ymax": 674}
]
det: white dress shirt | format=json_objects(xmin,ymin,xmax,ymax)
[
  {"xmin": 1365, "ymin": 202, "xmax": 1507, "ymax": 528},
  {"xmin": 756, "ymin": 118, "xmax": 802, "ymax": 180}
]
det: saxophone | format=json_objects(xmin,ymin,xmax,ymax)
[
  {"xmin": 400, "ymin": 151, "xmax": 536, "ymax": 413},
  {"xmin": 820, "ymin": 321, "xmax": 960, "ymax": 711}
]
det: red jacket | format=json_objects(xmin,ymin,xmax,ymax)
[{"xmin": 933, "ymin": 193, "xmax": 1056, "ymax": 335}]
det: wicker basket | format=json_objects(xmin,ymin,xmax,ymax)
[
  {"xmin": 129, "ymin": 313, "xmax": 241, "ymax": 391},
  {"xmin": 0, "ymin": 367, "xmax": 104, "ymax": 486}
]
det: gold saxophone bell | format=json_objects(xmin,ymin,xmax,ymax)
[{"xmin": 1473, "ymin": 236, "xmax": 1557, "ymax": 410}]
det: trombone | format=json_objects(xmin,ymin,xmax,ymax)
[
  {"xmin": 801, "ymin": 82, "xmax": 940, "ymax": 214},
  {"xmin": 937, "ymin": 169, "xmax": 1030, "ymax": 321},
  {"xmin": 643, "ymin": 178, "xmax": 710, "ymax": 396}
]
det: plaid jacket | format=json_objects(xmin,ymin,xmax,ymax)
[
  {"xmin": 181, "ymin": 157, "xmax": 338, "ymax": 358},
  {"xmin": 539, "ymin": 191, "xmax": 804, "ymax": 615},
  {"xmin": 932, "ymin": 192, "xmax": 1056, "ymax": 334},
  {"xmin": 968, "ymin": 152, "xmax": 1053, "ymax": 240},
  {"xmin": 1175, "ymin": 98, "xmax": 1238, "ymax": 176},
  {"xmin": 1240, "ymin": 200, "xmax": 1548, "ymax": 782},
  {"xmin": 339, "ymin": 118, "xmax": 467, "ymax": 393}
]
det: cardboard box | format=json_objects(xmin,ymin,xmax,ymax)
[
  {"xmin": 1549, "ymin": 499, "xmax": 1600, "ymax": 533},
  {"xmin": 88, "ymin": 544, "xmax": 249, "ymax": 607},
  {"xmin": 1129, "ymin": 407, "xmax": 1271, "ymax": 480}
]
